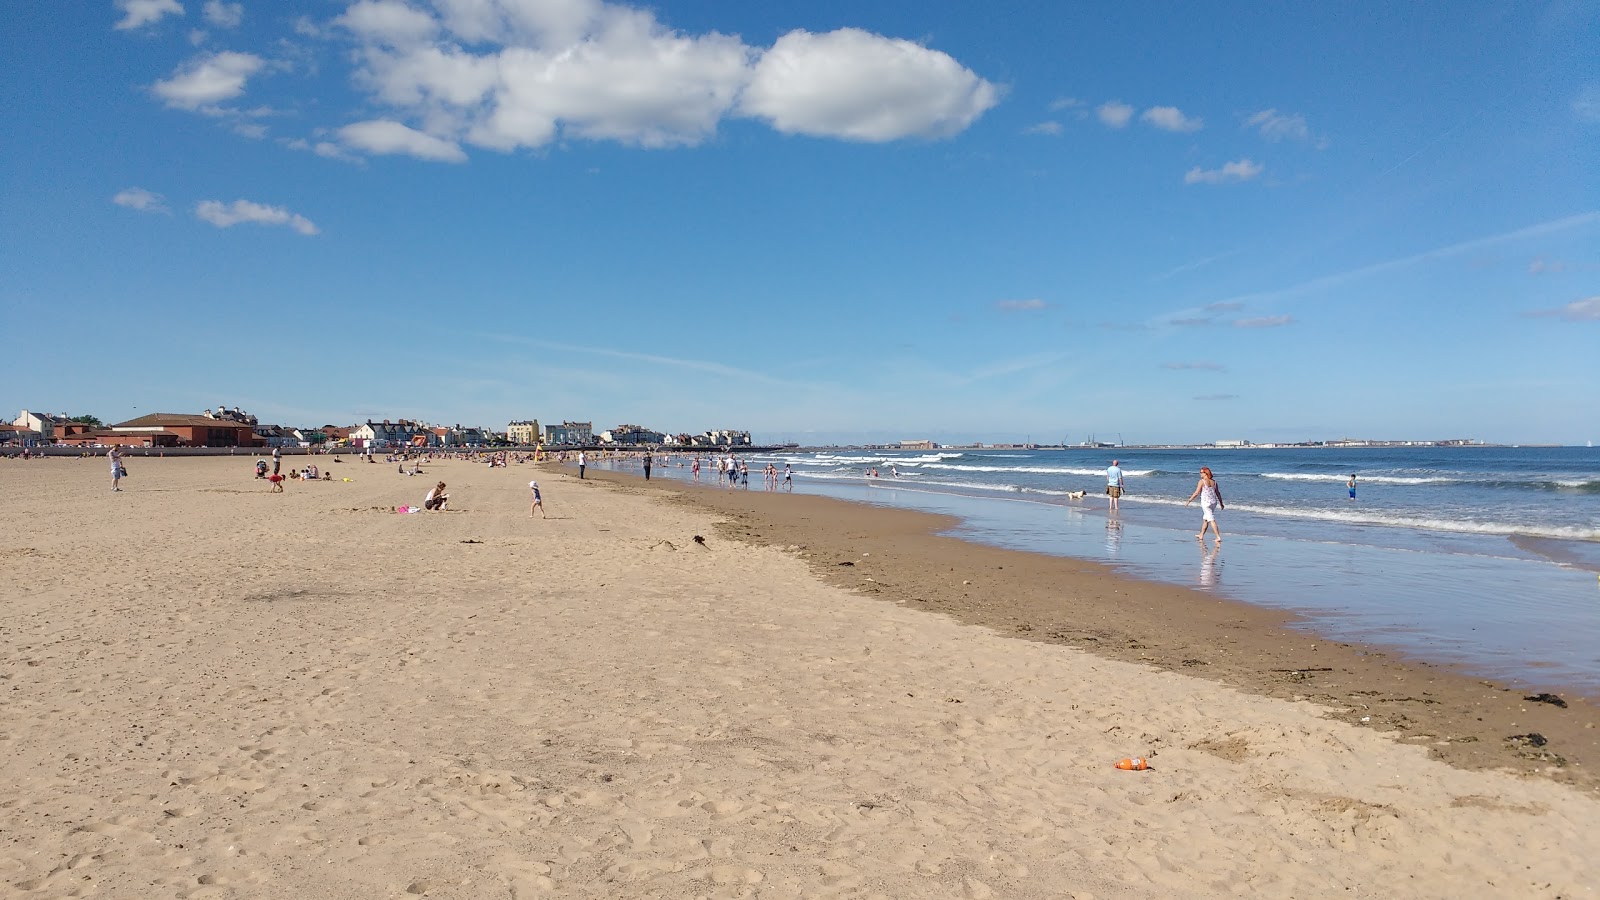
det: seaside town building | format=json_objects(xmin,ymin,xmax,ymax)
[
  {"xmin": 898, "ymin": 439, "xmax": 937, "ymax": 450},
  {"xmin": 543, "ymin": 421, "xmax": 593, "ymax": 445},
  {"xmin": 506, "ymin": 420, "xmax": 541, "ymax": 446},
  {"xmin": 351, "ymin": 419, "xmax": 429, "ymax": 448},
  {"xmin": 10, "ymin": 410, "xmax": 95, "ymax": 443},
  {"xmin": 704, "ymin": 429, "xmax": 752, "ymax": 447},
  {"xmin": 599, "ymin": 425, "xmax": 665, "ymax": 445},
  {"xmin": 203, "ymin": 406, "xmax": 259, "ymax": 425},
  {"xmin": 56, "ymin": 413, "xmax": 264, "ymax": 448}
]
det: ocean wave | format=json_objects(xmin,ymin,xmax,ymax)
[
  {"xmin": 900, "ymin": 462, "xmax": 1155, "ymax": 477},
  {"xmin": 1124, "ymin": 494, "xmax": 1600, "ymax": 542},
  {"xmin": 1261, "ymin": 473, "xmax": 1451, "ymax": 485}
]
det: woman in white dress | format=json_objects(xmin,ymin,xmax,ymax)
[{"xmin": 1184, "ymin": 466, "xmax": 1224, "ymax": 544}]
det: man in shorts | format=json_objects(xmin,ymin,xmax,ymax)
[
  {"xmin": 529, "ymin": 480, "xmax": 546, "ymax": 518},
  {"xmin": 1105, "ymin": 459, "xmax": 1125, "ymax": 510}
]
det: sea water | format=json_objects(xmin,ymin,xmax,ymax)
[{"xmin": 638, "ymin": 447, "xmax": 1600, "ymax": 695}]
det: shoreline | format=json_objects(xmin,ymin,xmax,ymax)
[{"xmin": 573, "ymin": 463, "xmax": 1600, "ymax": 792}]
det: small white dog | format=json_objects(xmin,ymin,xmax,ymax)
[{"xmin": 1066, "ymin": 490, "xmax": 1087, "ymax": 500}]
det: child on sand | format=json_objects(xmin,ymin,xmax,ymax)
[
  {"xmin": 529, "ymin": 480, "xmax": 546, "ymax": 518},
  {"xmin": 267, "ymin": 472, "xmax": 285, "ymax": 493}
]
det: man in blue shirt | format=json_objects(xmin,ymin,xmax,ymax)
[{"xmin": 1106, "ymin": 460, "xmax": 1125, "ymax": 510}]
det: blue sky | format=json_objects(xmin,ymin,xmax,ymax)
[{"xmin": 2, "ymin": 1, "xmax": 1597, "ymax": 445}]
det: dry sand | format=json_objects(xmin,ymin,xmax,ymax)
[{"xmin": 2, "ymin": 455, "xmax": 1597, "ymax": 898}]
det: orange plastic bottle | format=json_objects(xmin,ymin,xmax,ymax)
[{"xmin": 1114, "ymin": 757, "xmax": 1149, "ymax": 770}]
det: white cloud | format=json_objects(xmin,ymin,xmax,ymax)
[
  {"xmin": 1049, "ymin": 96, "xmax": 1083, "ymax": 112},
  {"xmin": 1022, "ymin": 121, "xmax": 1061, "ymax": 136},
  {"xmin": 339, "ymin": 119, "xmax": 467, "ymax": 161},
  {"xmin": 1184, "ymin": 158, "xmax": 1263, "ymax": 185},
  {"xmin": 1233, "ymin": 314, "xmax": 1294, "ymax": 328},
  {"xmin": 1524, "ymin": 296, "xmax": 1600, "ymax": 322},
  {"xmin": 195, "ymin": 199, "xmax": 319, "ymax": 235},
  {"xmin": 338, "ymin": 0, "xmax": 439, "ymax": 45},
  {"xmin": 115, "ymin": 0, "xmax": 184, "ymax": 30},
  {"xmin": 1245, "ymin": 108, "xmax": 1322, "ymax": 145},
  {"xmin": 995, "ymin": 298, "xmax": 1047, "ymax": 312},
  {"xmin": 482, "ymin": 21, "xmax": 751, "ymax": 148},
  {"xmin": 202, "ymin": 1, "xmax": 242, "ymax": 28},
  {"xmin": 1096, "ymin": 100, "xmax": 1133, "ymax": 128},
  {"xmin": 112, "ymin": 187, "xmax": 169, "ymax": 213},
  {"xmin": 334, "ymin": 7, "xmax": 998, "ymax": 158},
  {"xmin": 152, "ymin": 51, "xmax": 264, "ymax": 110},
  {"xmin": 1141, "ymin": 105, "xmax": 1202, "ymax": 132},
  {"xmin": 740, "ymin": 28, "xmax": 998, "ymax": 142}
]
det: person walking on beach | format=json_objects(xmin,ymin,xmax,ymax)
[
  {"xmin": 642, "ymin": 451, "xmax": 652, "ymax": 481},
  {"xmin": 692, "ymin": 457, "xmax": 701, "ymax": 482},
  {"xmin": 272, "ymin": 445, "xmax": 281, "ymax": 476},
  {"xmin": 1105, "ymin": 459, "xmax": 1125, "ymax": 510},
  {"xmin": 528, "ymin": 479, "xmax": 546, "ymax": 518},
  {"xmin": 1348, "ymin": 475, "xmax": 1357, "ymax": 501},
  {"xmin": 577, "ymin": 450, "xmax": 586, "ymax": 480},
  {"xmin": 1185, "ymin": 466, "xmax": 1224, "ymax": 544},
  {"xmin": 783, "ymin": 463, "xmax": 793, "ymax": 491},
  {"xmin": 109, "ymin": 446, "xmax": 125, "ymax": 492}
]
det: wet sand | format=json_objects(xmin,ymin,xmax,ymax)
[{"xmin": 589, "ymin": 464, "xmax": 1600, "ymax": 791}]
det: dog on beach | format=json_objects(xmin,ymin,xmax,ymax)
[{"xmin": 1066, "ymin": 490, "xmax": 1087, "ymax": 500}]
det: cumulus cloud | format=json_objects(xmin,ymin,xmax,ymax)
[
  {"xmin": 152, "ymin": 51, "xmax": 264, "ymax": 110},
  {"xmin": 339, "ymin": 119, "xmax": 467, "ymax": 161},
  {"xmin": 112, "ymin": 187, "xmax": 169, "ymax": 213},
  {"xmin": 1163, "ymin": 361, "xmax": 1226, "ymax": 371},
  {"xmin": 1185, "ymin": 158, "xmax": 1263, "ymax": 185},
  {"xmin": 1022, "ymin": 121, "xmax": 1062, "ymax": 136},
  {"xmin": 324, "ymin": 7, "xmax": 998, "ymax": 159},
  {"xmin": 1233, "ymin": 314, "xmax": 1294, "ymax": 328},
  {"xmin": 338, "ymin": 0, "xmax": 440, "ymax": 45},
  {"xmin": 1096, "ymin": 100, "xmax": 1134, "ymax": 128},
  {"xmin": 740, "ymin": 29, "xmax": 998, "ymax": 142},
  {"xmin": 202, "ymin": 1, "xmax": 243, "ymax": 28},
  {"xmin": 1141, "ymin": 105, "xmax": 1202, "ymax": 132},
  {"xmin": 1524, "ymin": 296, "xmax": 1600, "ymax": 321},
  {"xmin": 195, "ymin": 199, "xmax": 319, "ymax": 235},
  {"xmin": 115, "ymin": 0, "xmax": 183, "ymax": 30},
  {"xmin": 996, "ymin": 298, "xmax": 1048, "ymax": 312}
]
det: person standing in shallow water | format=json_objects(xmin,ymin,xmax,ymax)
[
  {"xmin": 1348, "ymin": 475, "xmax": 1357, "ymax": 501},
  {"xmin": 642, "ymin": 451, "xmax": 652, "ymax": 481},
  {"xmin": 1185, "ymin": 466, "xmax": 1225, "ymax": 544},
  {"xmin": 1105, "ymin": 459, "xmax": 1125, "ymax": 510}
]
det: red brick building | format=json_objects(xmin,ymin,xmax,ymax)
[{"xmin": 58, "ymin": 414, "xmax": 263, "ymax": 448}]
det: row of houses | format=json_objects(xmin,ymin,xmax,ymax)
[
  {"xmin": 501, "ymin": 420, "xmax": 751, "ymax": 448},
  {"xmin": 7, "ymin": 408, "xmax": 756, "ymax": 450}
]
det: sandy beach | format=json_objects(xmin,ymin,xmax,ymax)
[{"xmin": 2, "ymin": 455, "xmax": 1597, "ymax": 898}]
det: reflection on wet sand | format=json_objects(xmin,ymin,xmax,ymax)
[{"xmin": 1199, "ymin": 542, "xmax": 1221, "ymax": 588}]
